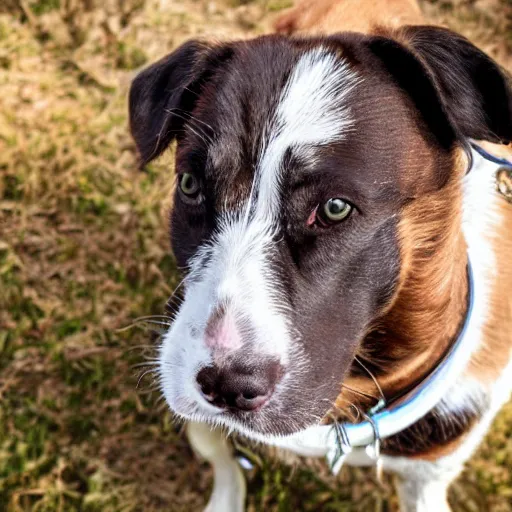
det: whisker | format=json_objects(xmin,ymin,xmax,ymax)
[
  {"xmin": 138, "ymin": 383, "xmax": 161, "ymax": 395},
  {"xmin": 175, "ymin": 106, "xmax": 216, "ymax": 133},
  {"xmin": 168, "ymin": 104, "xmax": 216, "ymax": 133},
  {"xmin": 129, "ymin": 316, "xmax": 172, "ymax": 326},
  {"xmin": 349, "ymin": 403, "xmax": 363, "ymax": 421},
  {"xmin": 166, "ymin": 276, "xmax": 188, "ymax": 310},
  {"xmin": 117, "ymin": 319, "xmax": 171, "ymax": 335},
  {"xmin": 136, "ymin": 369, "xmax": 159, "ymax": 389},
  {"xmin": 341, "ymin": 383, "xmax": 379, "ymax": 401},
  {"xmin": 164, "ymin": 109, "xmax": 214, "ymax": 145},
  {"xmin": 181, "ymin": 86, "xmax": 202, "ymax": 100},
  {"xmin": 130, "ymin": 315, "xmax": 173, "ymax": 320},
  {"xmin": 354, "ymin": 356, "xmax": 386, "ymax": 402},
  {"xmin": 132, "ymin": 361, "xmax": 160, "ymax": 369},
  {"xmin": 126, "ymin": 345, "xmax": 160, "ymax": 352},
  {"xmin": 155, "ymin": 394, "xmax": 167, "ymax": 406},
  {"xmin": 117, "ymin": 318, "xmax": 171, "ymax": 330}
]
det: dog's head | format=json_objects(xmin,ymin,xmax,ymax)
[{"xmin": 129, "ymin": 27, "xmax": 512, "ymax": 439}]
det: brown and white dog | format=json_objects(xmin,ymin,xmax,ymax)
[{"xmin": 128, "ymin": 0, "xmax": 512, "ymax": 510}]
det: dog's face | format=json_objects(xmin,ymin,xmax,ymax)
[{"xmin": 129, "ymin": 30, "xmax": 512, "ymax": 438}]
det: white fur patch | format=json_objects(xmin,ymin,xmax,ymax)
[
  {"xmin": 159, "ymin": 49, "xmax": 359, "ymax": 425},
  {"xmin": 257, "ymin": 49, "xmax": 359, "ymax": 215},
  {"xmin": 435, "ymin": 150, "xmax": 504, "ymax": 417}
]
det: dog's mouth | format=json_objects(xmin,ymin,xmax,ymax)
[
  {"xmin": 160, "ymin": 357, "xmax": 344, "ymax": 440},
  {"xmin": 184, "ymin": 403, "xmax": 315, "ymax": 442}
]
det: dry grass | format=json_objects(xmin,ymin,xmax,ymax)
[{"xmin": 0, "ymin": 0, "xmax": 511, "ymax": 510}]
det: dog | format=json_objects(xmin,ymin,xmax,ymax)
[{"xmin": 128, "ymin": 0, "xmax": 512, "ymax": 509}]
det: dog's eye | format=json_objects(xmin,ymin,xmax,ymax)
[
  {"xmin": 323, "ymin": 198, "xmax": 351, "ymax": 221},
  {"xmin": 311, "ymin": 198, "xmax": 352, "ymax": 227},
  {"xmin": 179, "ymin": 173, "xmax": 201, "ymax": 201}
]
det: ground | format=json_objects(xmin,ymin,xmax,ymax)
[{"xmin": 1, "ymin": 0, "xmax": 511, "ymax": 510}]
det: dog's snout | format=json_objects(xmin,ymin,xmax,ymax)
[
  {"xmin": 196, "ymin": 359, "xmax": 283, "ymax": 412},
  {"xmin": 204, "ymin": 308, "xmax": 242, "ymax": 351}
]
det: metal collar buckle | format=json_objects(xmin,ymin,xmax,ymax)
[
  {"xmin": 363, "ymin": 413, "xmax": 384, "ymax": 482},
  {"xmin": 329, "ymin": 411, "xmax": 383, "ymax": 480}
]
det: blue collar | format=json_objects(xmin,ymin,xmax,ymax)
[
  {"xmin": 344, "ymin": 260, "xmax": 473, "ymax": 437},
  {"xmin": 471, "ymin": 143, "xmax": 512, "ymax": 167},
  {"xmin": 274, "ymin": 258, "xmax": 477, "ymax": 473},
  {"xmin": 270, "ymin": 146, "xmax": 498, "ymax": 471}
]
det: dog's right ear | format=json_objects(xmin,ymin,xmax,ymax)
[
  {"xmin": 368, "ymin": 26, "xmax": 512, "ymax": 147},
  {"xmin": 129, "ymin": 41, "xmax": 232, "ymax": 167}
]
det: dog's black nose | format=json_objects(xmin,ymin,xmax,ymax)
[{"xmin": 196, "ymin": 359, "xmax": 283, "ymax": 412}]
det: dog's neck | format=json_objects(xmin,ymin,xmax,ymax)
[{"xmin": 337, "ymin": 163, "xmax": 469, "ymax": 419}]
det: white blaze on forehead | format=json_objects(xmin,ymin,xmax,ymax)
[
  {"xmin": 256, "ymin": 49, "xmax": 360, "ymax": 217},
  {"xmin": 159, "ymin": 49, "xmax": 360, "ymax": 422}
]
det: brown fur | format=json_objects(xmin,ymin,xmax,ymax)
[
  {"xmin": 274, "ymin": 0, "xmax": 424, "ymax": 36},
  {"xmin": 335, "ymin": 150, "xmax": 469, "ymax": 419},
  {"xmin": 275, "ymin": 0, "xmax": 512, "ymax": 459}
]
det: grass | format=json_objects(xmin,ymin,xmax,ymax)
[{"xmin": 1, "ymin": 0, "xmax": 511, "ymax": 510}]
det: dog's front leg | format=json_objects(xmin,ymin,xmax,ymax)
[
  {"xmin": 395, "ymin": 474, "xmax": 455, "ymax": 512},
  {"xmin": 186, "ymin": 422, "xmax": 246, "ymax": 512}
]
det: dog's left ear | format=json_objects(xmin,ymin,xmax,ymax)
[
  {"xmin": 129, "ymin": 41, "xmax": 233, "ymax": 167},
  {"xmin": 396, "ymin": 26, "xmax": 512, "ymax": 145}
]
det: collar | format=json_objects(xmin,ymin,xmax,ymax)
[
  {"xmin": 471, "ymin": 143, "xmax": 512, "ymax": 167},
  {"xmin": 262, "ymin": 147, "xmax": 495, "ymax": 471},
  {"xmin": 328, "ymin": 258, "xmax": 476, "ymax": 471},
  {"xmin": 341, "ymin": 259, "xmax": 474, "ymax": 440},
  {"xmin": 271, "ymin": 258, "xmax": 478, "ymax": 472}
]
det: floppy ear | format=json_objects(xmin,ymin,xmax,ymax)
[
  {"xmin": 129, "ymin": 41, "xmax": 232, "ymax": 166},
  {"xmin": 374, "ymin": 26, "xmax": 512, "ymax": 146}
]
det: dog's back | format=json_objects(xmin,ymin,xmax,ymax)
[{"xmin": 274, "ymin": 0, "xmax": 423, "ymax": 35}]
